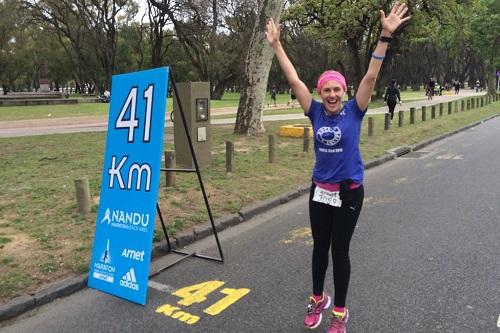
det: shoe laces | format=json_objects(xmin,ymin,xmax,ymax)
[
  {"xmin": 329, "ymin": 316, "xmax": 346, "ymax": 332},
  {"xmin": 306, "ymin": 298, "xmax": 321, "ymax": 315},
  {"xmin": 329, "ymin": 314, "xmax": 346, "ymax": 331},
  {"xmin": 330, "ymin": 316, "xmax": 345, "ymax": 328}
]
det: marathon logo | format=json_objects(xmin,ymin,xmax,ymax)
[
  {"xmin": 94, "ymin": 262, "xmax": 115, "ymax": 273},
  {"xmin": 92, "ymin": 239, "xmax": 115, "ymax": 283}
]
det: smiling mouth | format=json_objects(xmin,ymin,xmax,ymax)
[{"xmin": 326, "ymin": 99, "xmax": 339, "ymax": 107}]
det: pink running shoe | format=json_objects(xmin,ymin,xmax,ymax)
[
  {"xmin": 327, "ymin": 309, "xmax": 349, "ymax": 333},
  {"xmin": 304, "ymin": 293, "xmax": 331, "ymax": 329}
]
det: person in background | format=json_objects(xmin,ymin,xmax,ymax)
[
  {"xmin": 287, "ymin": 88, "xmax": 297, "ymax": 107},
  {"xmin": 438, "ymin": 82, "xmax": 445, "ymax": 96},
  {"xmin": 270, "ymin": 86, "xmax": 277, "ymax": 107},
  {"xmin": 384, "ymin": 79, "xmax": 402, "ymax": 121},
  {"xmin": 103, "ymin": 89, "xmax": 110, "ymax": 103},
  {"xmin": 454, "ymin": 80, "xmax": 461, "ymax": 95},
  {"xmin": 426, "ymin": 77, "xmax": 435, "ymax": 100},
  {"xmin": 266, "ymin": 2, "xmax": 410, "ymax": 332}
]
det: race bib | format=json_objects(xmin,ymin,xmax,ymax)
[{"xmin": 312, "ymin": 186, "xmax": 342, "ymax": 207}]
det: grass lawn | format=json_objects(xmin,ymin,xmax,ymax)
[
  {"xmin": 0, "ymin": 96, "xmax": 498, "ymax": 304},
  {"xmin": 191, "ymin": 89, "xmax": 434, "ymax": 109},
  {"xmin": 0, "ymin": 103, "xmax": 110, "ymax": 121},
  {"xmin": 0, "ymin": 91, "xmax": 431, "ymax": 121}
]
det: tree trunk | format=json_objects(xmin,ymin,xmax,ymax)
[
  {"xmin": 336, "ymin": 61, "xmax": 353, "ymax": 99},
  {"xmin": 486, "ymin": 59, "xmax": 496, "ymax": 95},
  {"xmin": 347, "ymin": 38, "xmax": 363, "ymax": 96},
  {"xmin": 211, "ymin": 83, "xmax": 225, "ymax": 100},
  {"xmin": 234, "ymin": 0, "xmax": 284, "ymax": 135}
]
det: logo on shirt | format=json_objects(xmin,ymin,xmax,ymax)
[{"xmin": 316, "ymin": 126, "xmax": 342, "ymax": 146}]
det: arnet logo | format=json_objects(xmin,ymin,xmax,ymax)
[
  {"xmin": 121, "ymin": 248, "xmax": 145, "ymax": 261},
  {"xmin": 120, "ymin": 268, "xmax": 139, "ymax": 291}
]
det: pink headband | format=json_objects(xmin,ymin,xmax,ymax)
[{"xmin": 317, "ymin": 70, "xmax": 347, "ymax": 94}]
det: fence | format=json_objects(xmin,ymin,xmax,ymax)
[{"xmin": 366, "ymin": 93, "xmax": 499, "ymax": 138}]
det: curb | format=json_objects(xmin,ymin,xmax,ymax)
[
  {"xmin": 0, "ymin": 276, "xmax": 88, "ymax": 322},
  {"xmin": 1, "ymin": 113, "xmax": 499, "ymax": 323}
]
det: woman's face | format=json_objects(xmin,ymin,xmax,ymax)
[{"xmin": 320, "ymin": 80, "xmax": 345, "ymax": 114}]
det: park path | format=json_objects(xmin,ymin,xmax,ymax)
[{"xmin": 0, "ymin": 90, "xmax": 486, "ymax": 137}]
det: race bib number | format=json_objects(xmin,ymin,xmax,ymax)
[{"xmin": 312, "ymin": 186, "xmax": 342, "ymax": 207}]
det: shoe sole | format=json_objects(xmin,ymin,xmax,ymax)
[{"xmin": 305, "ymin": 296, "xmax": 331, "ymax": 329}]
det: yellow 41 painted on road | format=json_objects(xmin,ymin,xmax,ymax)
[{"xmin": 156, "ymin": 280, "xmax": 250, "ymax": 325}]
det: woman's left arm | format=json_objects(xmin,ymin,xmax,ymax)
[{"xmin": 356, "ymin": 1, "xmax": 411, "ymax": 111}]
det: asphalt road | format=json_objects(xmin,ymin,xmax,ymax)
[{"xmin": 1, "ymin": 108, "xmax": 499, "ymax": 332}]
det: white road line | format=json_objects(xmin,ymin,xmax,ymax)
[
  {"xmin": 148, "ymin": 280, "xmax": 176, "ymax": 293},
  {"xmin": 497, "ymin": 314, "xmax": 500, "ymax": 328}
]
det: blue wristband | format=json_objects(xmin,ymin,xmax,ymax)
[{"xmin": 372, "ymin": 53, "xmax": 385, "ymax": 60}]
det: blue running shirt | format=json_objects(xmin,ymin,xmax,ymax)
[{"xmin": 306, "ymin": 98, "xmax": 366, "ymax": 184}]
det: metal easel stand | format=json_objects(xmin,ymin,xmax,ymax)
[{"xmin": 151, "ymin": 71, "xmax": 224, "ymax": 277}]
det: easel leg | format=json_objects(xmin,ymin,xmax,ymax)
[{"xmin": 150, "ymin": 70, "xmax": 224, "ymax": 277}]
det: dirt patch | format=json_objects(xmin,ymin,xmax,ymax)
[
  {"xmin": 0, "ymin": 227, "xmax": 38, "ymax": 260},
  {"xmin": 234, "ymin": 147, "xmax": 252, "ymax": 153},
  {"xmin": 0, "ymin": 226, "xmax": 78, "ymax": 305}
]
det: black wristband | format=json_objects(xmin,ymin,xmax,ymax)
[{"xmin": 380, "ymin": 36, "xmax": 393, "ymax": 43}]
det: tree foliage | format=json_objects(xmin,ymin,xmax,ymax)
[
  {"xmin": 23, "ymin": 0, "xmax": 136, "ymax": 92},
  {"xmin": 469, "ymin": 0, "xmax": 500, "ymax": 94},
  {"xmin": 149, "ymin": 0, "xmax": 257, "ymax": 99},
  {"xmin": 0, "ymin": 0, "xmax": 497, "ymax": 108}
]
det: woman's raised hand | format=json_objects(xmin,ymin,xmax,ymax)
[
  {"xmin": 380, "ymin": 1, "xmax": 411, "ymax": 34},
  {"xmin": 265, "ymin": 17, "xmax": 281, "ymax": 46}
]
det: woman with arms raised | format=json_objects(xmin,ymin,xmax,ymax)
[{"xmin": 266, "ymin": 2, "xmax": 410, "ymax": 332}]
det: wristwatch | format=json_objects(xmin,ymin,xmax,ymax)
[{"xmin": 380, "ymin": 36, "xmax": 393, "ymax": 43}]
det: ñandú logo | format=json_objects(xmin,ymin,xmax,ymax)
[
  {"xmin": 316, "ymin": 126, "xmax": 342, "ymax": 146},
  {"xmin": 100, "ymin": 208, "xmax": 150, "ymax": 232},
  {"xmin": 120, "ymin": 268, "xmax": 139, "ymax": 291},
  {"xmin": 101, "ymin": 209, "xmax": 111, "ymax": 224}
]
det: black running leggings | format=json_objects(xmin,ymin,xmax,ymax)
[
  {"xmin": 309, "ymin": 183, "xmax": 364, "ymax": 307},
  {"xmin": 387, "ymin": 100, "xmax": 397, "ymax": 120}
]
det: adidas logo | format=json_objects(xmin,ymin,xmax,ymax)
[{"xmin": 119, "ymin": 268, "xmax": 139, "ymax": 291}]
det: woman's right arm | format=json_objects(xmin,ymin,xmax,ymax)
[{"xmin": 266, "ymin": 18, "xmax": 312, "ymax": 114}]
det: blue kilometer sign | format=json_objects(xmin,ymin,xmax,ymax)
[{"xmin": 88, "ymin": 67, "xmax": 170, "ymax": 305}]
